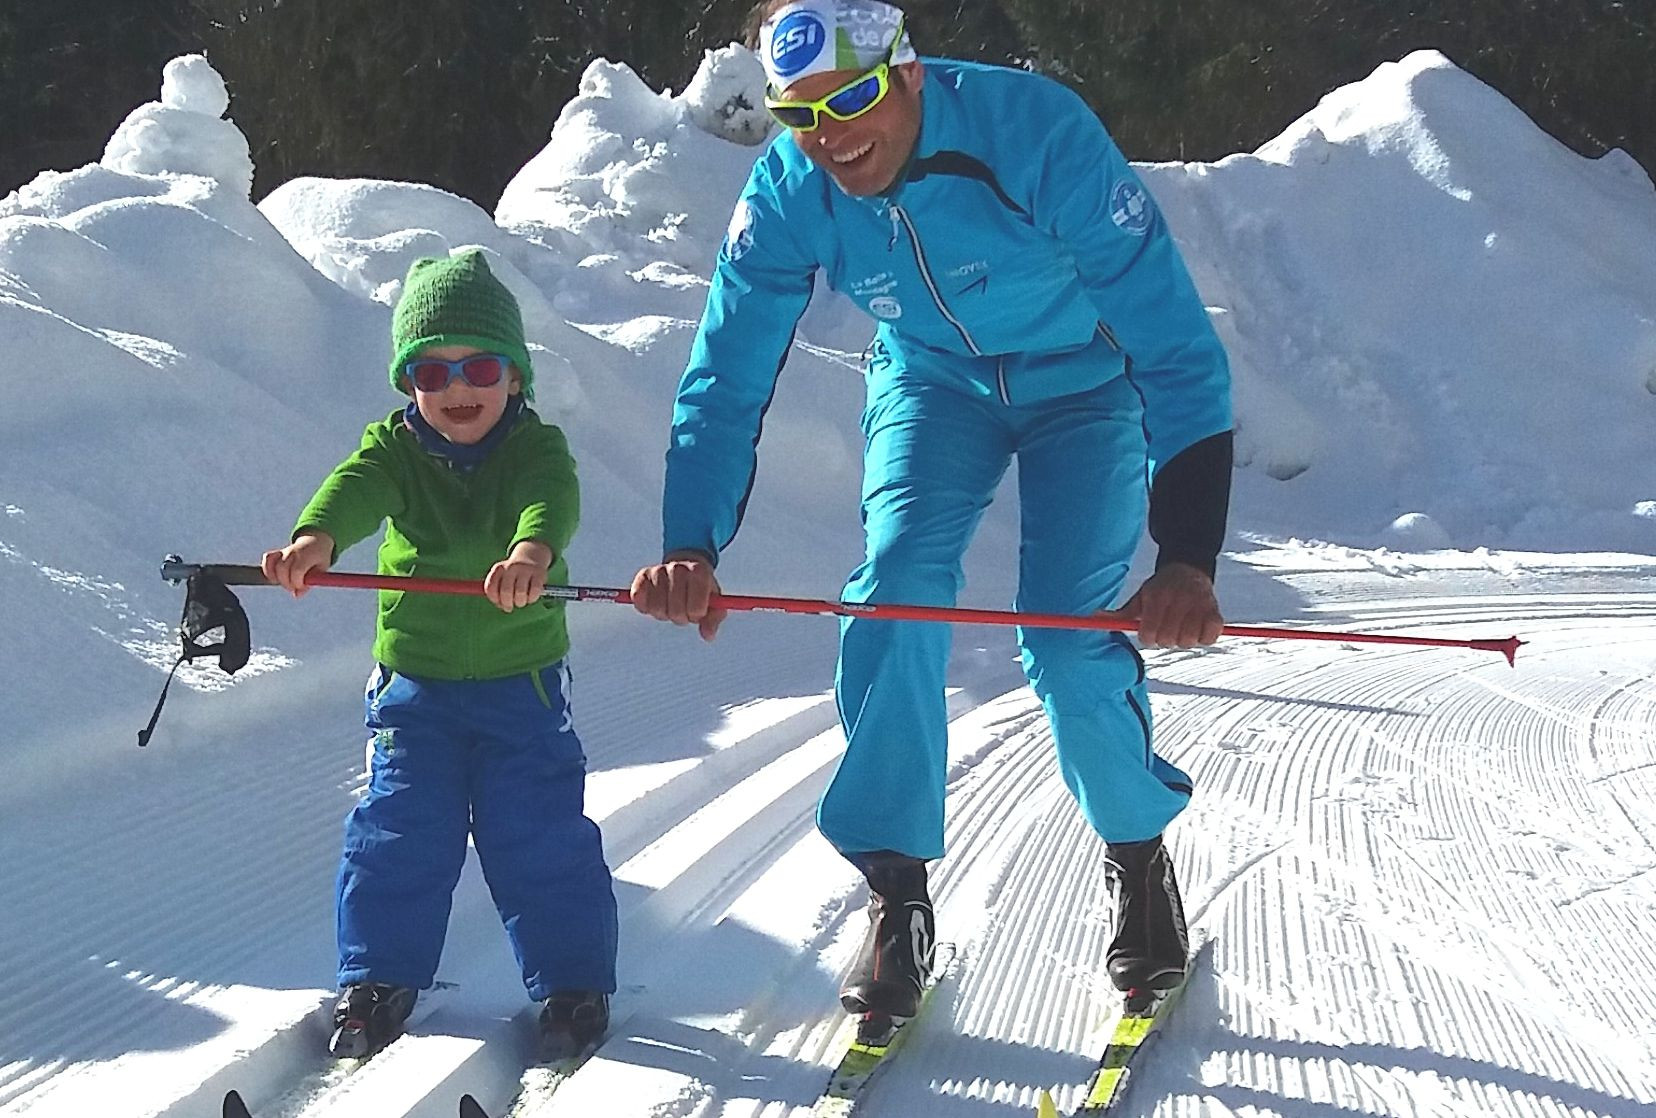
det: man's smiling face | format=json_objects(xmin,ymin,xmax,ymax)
[{"xmin": 783, "ymin": 60, "xmax": 924, "ymax": 196}]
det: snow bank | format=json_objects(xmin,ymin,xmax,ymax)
[
  {"xmin": 0, "ymin": 60, "xmax": 390, "ymax": 784},
  {"xmin": 1147, "ymin": 50, "xmax": 1656, "ymax": 552},
  {"xmin": 496, "ymin": 52, "xmax": 770, "ymax": 271}
]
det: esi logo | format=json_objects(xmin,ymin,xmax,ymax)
[
  {"xmin": 770, "ymin": 11, "xmax": 827, "ymax": 78},
  {"xmin": 1109, "ymin": 180, "xmax": 1153, "ymax": 236},
  {"xmin": 723, "ymin": 199, "xmax": 755, "ymax": 261}
]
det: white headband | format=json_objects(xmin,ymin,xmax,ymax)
[{"xmin": 758, "ymin": 0, "xmax": 917, "ymax": 92}]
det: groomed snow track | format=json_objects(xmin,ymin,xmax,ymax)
[{"xmin": 4, "ymin": 589, "xmax": 1655, "ymax": 1118}]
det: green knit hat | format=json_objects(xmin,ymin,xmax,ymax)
[{"xmin": 389, "ymin": 248, "xmax": 535, "ymax": 400}]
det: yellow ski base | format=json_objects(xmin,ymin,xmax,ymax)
[
  {"xmin": 812, "ymin": 943, "xmax": 958, "ymax": 1116},
  {"xmin": 1081, "ymin": 1003, "xmax": 1161, "ymax": 1109},
  {"xmin": 1035, "ymin": 954, "xmax": 1197, "ymax": 1116}
]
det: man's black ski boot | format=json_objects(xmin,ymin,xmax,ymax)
[
  {"xmin": 328, "ymin": 982, "xmax": 418, "ymax": 1058},
  {"xmin": 839, "ymin": 851, "xmax": 935, "ymax": 1034},
  {"xmin": 1104, "ymin": 835, "xmax": 1189, "ymax": 994},
  {"xmin": 538, "ymin": 990, "xmax": 609, "ymax": 1061}
]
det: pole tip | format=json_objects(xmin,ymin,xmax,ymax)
[{"xmin": 1470, "ymin": 635, "xmax": 1524, "ymax": 666}]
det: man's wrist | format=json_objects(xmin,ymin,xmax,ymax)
[{"xmin": 1153, "ymin": 552, "xmax": 1216, "ymax": 581}]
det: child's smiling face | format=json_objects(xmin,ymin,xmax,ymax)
[{"xmin": 404, "ymin": 344, "xmax": 520, "ymax": 445}]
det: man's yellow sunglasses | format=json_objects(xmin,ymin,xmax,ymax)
[{"xmin": 765, "ymin": 19, "xmax": 905, "ymax": 132}]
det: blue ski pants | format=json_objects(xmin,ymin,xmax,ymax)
[
  {"xmin": 336, "ymin": 663, "xmax": 618, "ymax": 999},
  {"xmin": 818, "ymin": 358, "xmax": 1194, "ymax": 860}
]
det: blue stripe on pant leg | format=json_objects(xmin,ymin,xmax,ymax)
[
  {"xmin": 819, "ymin": 375, "xmax": 1012, "ymax": 860},
  {"xmin": 337, "ymin": 669, "xmax": 471, "ymax": 990},
  {"xmin": 469, "ymin": 664, "xmax": 618, "ymax": 999},
  {"xmin": 1010, "ymin": 377, "xmax": 1193, "ymax": 844}
]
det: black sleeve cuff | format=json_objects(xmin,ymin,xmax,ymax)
[{"xmin": 1149, "ymin": 430, "xmax": 1233, "ymax": 580}]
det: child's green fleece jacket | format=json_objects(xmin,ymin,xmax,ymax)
[{"xmin": 294, "ymin": 408, "xmax": 577, "ymax": 679}]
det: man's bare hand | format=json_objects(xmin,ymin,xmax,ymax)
[
  {"xmin": 630, "ymin": 550, "xmax": 727, "ymax": 641},
  {"xmin": 1119, "ymin": 563, "xmax": 1223, "ymax": 648}
]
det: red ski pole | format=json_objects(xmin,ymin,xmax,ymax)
[{"xmin": 160, "ymin": 559, "xmax": 1524, "ymax": 665}]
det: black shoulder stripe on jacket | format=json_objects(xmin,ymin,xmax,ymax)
[{"xmin": 905, "ymin": 151, "xmax": 1028, "ymax": 218}]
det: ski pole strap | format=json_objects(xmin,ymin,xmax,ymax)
[
  {"xmin": 139, "ymin": 566, "xmax": 253, "ymax": 746},
  {"xmin": 136, "ymin": 655, "xmax": 186, "ymax": 747}
]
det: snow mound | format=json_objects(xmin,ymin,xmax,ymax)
[
  {"xmin": 1146, "ymin": 50, "xmax": 1656, "ymax": 551},
  {"xmin": 683, "ymin": 44, "xmax": 774, "ymax": 146},
  {"xmin": 1382, "ymin": 511, "xmax": 1453, "ymax": 549},
  {"xmin": 260, "ymin": 178, "xmax": 515, "ymax": 302},
  {"xmin": 0, "ymin": 168, "xmax": 338, "ymax": 386},
  {"xmin": 496, "ymin": 53, "xmax": 765, "ymax": 269},
  {"xmin": 101, "ymin": 55, "xmax": 255, "ymax": 198}
]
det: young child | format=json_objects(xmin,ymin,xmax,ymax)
[{"xmin": 262, "ymin": 248, "xmax": 618, "ymax": 1060}]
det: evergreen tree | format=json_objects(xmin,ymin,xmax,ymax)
[
  {"xmin": 192, "ymin": 0, "xmax": 591, "ymax": 204},
  {"xmin": 5, "ymin": 0, "xmax": 1652, "ymax": 205},
  {"xmin": 2, "ymin": 1, "xmax": 201, "ymax": 193},
  {"xmin": 997, "ymin": 0, "xmax": 1655, "ymax": 169}
]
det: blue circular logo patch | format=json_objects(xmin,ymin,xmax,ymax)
[
  {"xmin": 724, "ymin": 199, "xmax": 755, "ymax": 262},
  {"xmin": 770, "ymin": 12, "xmax": 827, "ymax": 78},
  {"xmin": 1109, "ymin": 180, "xmax": 1153, "ymax": 237}
]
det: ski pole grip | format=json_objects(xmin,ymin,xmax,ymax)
[{"xmin": 160, "ymin": 556, "xmax": 270, "ymax": 586}]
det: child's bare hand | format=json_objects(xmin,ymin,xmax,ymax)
[
  {"xmin": 261, "ymin": 533, "xmax": 334, "ymax": 598},
  {"xmin": 486, "ymin": 540, "xmax": 552, "ymax": 613}
]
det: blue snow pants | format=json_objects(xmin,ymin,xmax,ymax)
[
  {"xmin": 818, "ymin": 355, "xmax": 1194, "ymax": 860},
  {"xmin": 336, "ymin": 662, "xmax": 618, "ymax": 999}
]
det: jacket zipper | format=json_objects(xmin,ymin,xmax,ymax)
[
  {"xmin": 451, "ymin": 467, "xmax": 479, "ymax": 679},
  {"xmin": 888, "ymin": 203, "xmax": 982, "ymax": 356}
]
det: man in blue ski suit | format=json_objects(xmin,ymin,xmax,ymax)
[{"xmin": 632, "ymin": 0, "xmax": 1233, "ymax": 1021}]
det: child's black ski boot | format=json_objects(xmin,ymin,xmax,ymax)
[
  {"xmin": 329, "ymin": 982, "xmax": 418, "ymax": 1058},
  {"xmin": 538, "ymin": 990, "xmax": 610, "ymax": 1061}
]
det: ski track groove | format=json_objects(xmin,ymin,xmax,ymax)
[
  {"xmin": 463, "ymin": 651, "xmax": 1034, "ymax": 1118},
  {"xmin": 659, "ymin": 675, "xmax": 1063, "ymax": 1117},
  {"xmin": 0, "ymin": 752, "xmax": 351, "ymax": 1108},
  {"xmin": 1149, "ymin": 606, "xmax": 1656, "ymax": 1117},
  {"xmin": 7, "ymin": 595, "xmax": 1655, "ymax": 1118},
  {"xmin": 685, "ymin": 602, "xmax": 1656, "ymax": 1118}
]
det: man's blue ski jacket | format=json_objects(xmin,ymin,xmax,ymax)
[{"xmin": 664, "ymin": 58, "xmax": 1233, "ymax": 562}]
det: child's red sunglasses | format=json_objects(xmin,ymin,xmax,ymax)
[{"xmin": 403, "ymin": 353, "xmax": 509, "ymax": 393}]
